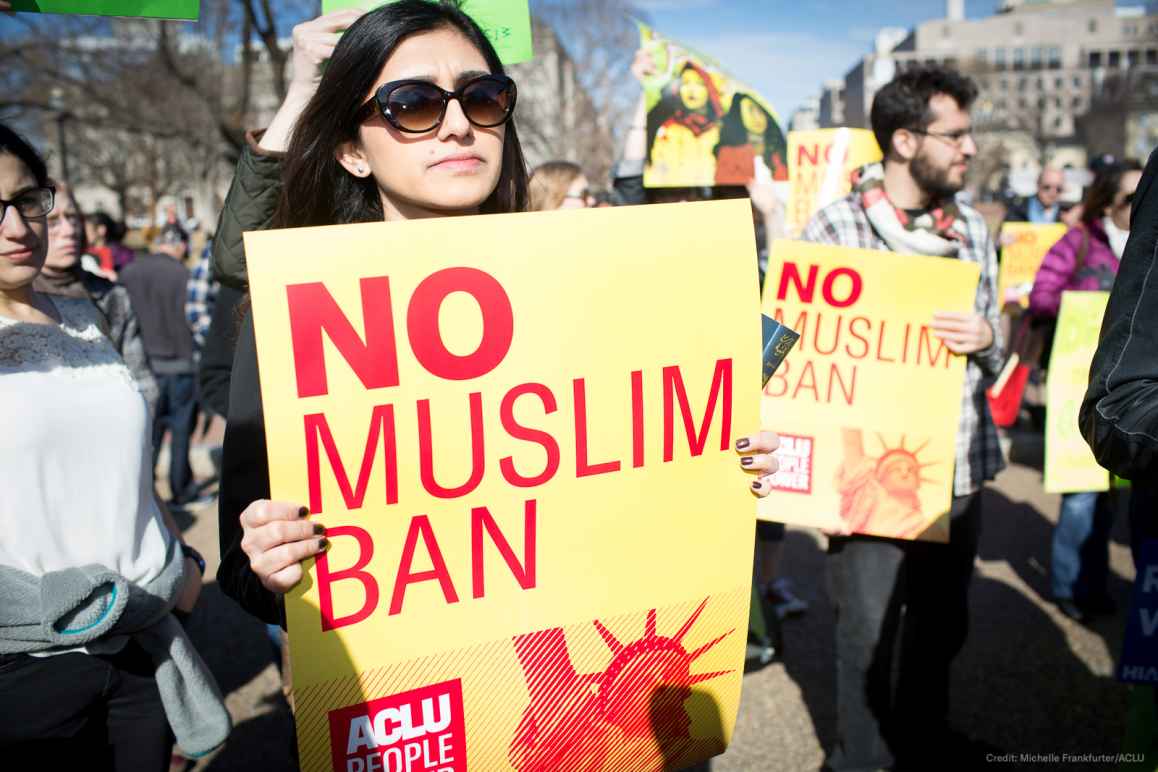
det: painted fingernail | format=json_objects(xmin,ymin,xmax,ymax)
[
  {"xmin": 735, "ymin": 438, "xmax": 750, "ymax": 450},
  {"xmin": 741, "ymin": 457, "xmax": 754, "ymax": 466},
  {"xmin": 317, "ymin": 537, "xmax": 329, "ymax": 550},
  {"xmin": 751, "ymin": 480, "xmax": 763, "ymax": 490},
  {"xmin": 299, "ymin": 506, "xmax": 309, "ymax": 518},
  {"xmin": 313, "ymin": 523, "xmax": 326, "ymax": 535}
]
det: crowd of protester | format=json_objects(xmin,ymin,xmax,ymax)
[{"xmin": 0, "ymin": 1, "xmax": 1155, "ymax": 770}]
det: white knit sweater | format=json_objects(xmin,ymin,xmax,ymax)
[{"xmin": 0, "ymin": 296, "xmax": 172, "ymax": 588}]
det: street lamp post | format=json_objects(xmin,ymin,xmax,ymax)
[
  {"xmin": 48, "ymin": 86, "xmax": 71, "ymax": 184},
  {"xmin": 55, "ymin": 112, "xmax": 71, "ymax": 184}
]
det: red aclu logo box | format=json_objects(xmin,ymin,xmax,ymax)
[
  {"xmin": 329, "ymin": 679, "xmax": 466, "ymax": 772},
  {"xmin": 769, "ymin": 433, "xmax": 814, "ymax": 494}
]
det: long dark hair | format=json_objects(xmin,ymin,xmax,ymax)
[
  {"xmin": 90, "ymin": 211, "xmax": 127, "ymax": 243},
  {"xmin": 0, "ymin": 123, "xmax": 49, "ymax": 188},
  {"xmin": 713, "ymin": 92, "xmax": 788, "ymax": 179},
  {"xmin": 1080, "ymin": 158, "xmax": 1143, "ymax": 227},
  {"xmin": 274, "ymin": 0, "xmax": 528, "ymax": 228},
  {"xmin": 870, "ymin": 63, "xmax": 977, "ymax": 161}
]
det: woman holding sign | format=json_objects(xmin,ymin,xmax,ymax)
[
  {"xmin": 1029, "ymin": 158, "xmax": 1142, "ymax": 625},
  {"xmin": 211, "ymin": 1, "xmax": 779, "ymax": 629}
]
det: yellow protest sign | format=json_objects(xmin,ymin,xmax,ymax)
[
  {"xmin": 244, "ymin": 200, "xmax": 760, "ymax": 772},
  {"xmin": 639, "ymin": 24, "xmax": 788, "ymax": 188},
  {"xmin": 1044, "ymin": 291, "xmax": 1111, "ymax": 494},
  {"xmin": 787, "ymin": 128, "xmax": 882, "ymax": 236},
  {"xmin": 996, "ymin": 222, "xmax": 1068, "ymax": 307},
  {"xmin": 757, "ymin": 240, "xmax": 979, "ymax": 542}
]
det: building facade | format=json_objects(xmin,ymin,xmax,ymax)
[
  {"xmin": 814, "ymin": 0, "xmax": 1158, "ymax": 196},
  {"xmin": 790, "ymin": 97, "xmax": 821, "ymax": 131}
]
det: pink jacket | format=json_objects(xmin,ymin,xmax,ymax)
[{"xmin": 1028, "ymin": 219, "xmax": 1120, "ymax": 317}]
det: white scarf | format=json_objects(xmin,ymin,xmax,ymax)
[
  {"xmin": 855, "ymin": 163, "xmax": 969, "ymax": 256},
  {"xmin": 1103, "ymin": 216, "xmax": 1129, "ymax": 260}
]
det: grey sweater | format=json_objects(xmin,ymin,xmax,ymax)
[{"xmin": 0, "ymin": 539, "xmax": 230, "ymax": 756}]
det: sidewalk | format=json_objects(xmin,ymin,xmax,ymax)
[{"xmin": 172, "ymin": 440, "xmax": 1141, "ymax": 771}]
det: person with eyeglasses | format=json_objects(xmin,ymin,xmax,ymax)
[
  {"xmin": 1027, "ymin": 158, "xmax": 1143, "ymax": 625},
  {"xmin": 206, "ymin": 2, "xmax": 779, "ymax": 638},
  {"xmin": 0, "ymin": 124, "xmax": 227, "ymax": 769},
  {"xmin": 801, "ymin": 63, "xmax": 1004, "ymax": 771},
  {"xmin": 528, "ymin": 160, "xmax": 595, "ymax": 211},
  {"xmin": 30, "ymin": 182, "xmax": 158, "ymax": 413},
  {"xmin": 1005, "ymin": 167, "xmax": 1067, "ymax": 226}
]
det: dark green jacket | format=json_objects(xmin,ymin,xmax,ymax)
[
  {"xmin": 207, "ymin": 133, "xmax": 288, "ymax": 625},
  {"xmin": 210, "ymin": 134, "xmax": 283, "ymax": 290}
]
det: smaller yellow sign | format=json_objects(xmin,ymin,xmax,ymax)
[
  {"xmin": 1044, "ymin": 291, "xmax": 1111, "ymax": 494},
  {"xmin": 787, "ymin": 129, "xmax": 881, "ymax": 236},
  {"xmin": 757, "ymin": 240, "xmax": 978, "ymax": 542},
  {"xmin": 997, "ymin": 222, "xmax": 1068, "ymax": 308}
]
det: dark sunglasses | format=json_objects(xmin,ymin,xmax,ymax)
[{"xmin": 356, "ymin": 74, "xmax": 516, "ymax": 134}]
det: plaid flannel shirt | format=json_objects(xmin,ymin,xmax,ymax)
[
  {"xmin": 185, "ymin": 248, "xmax": 217, "ymax": 353},
  {"xmin": 802, "ymin": 194, "xmax": 1006, "ymax": 498}
]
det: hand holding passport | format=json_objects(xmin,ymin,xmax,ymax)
[{"xmin": 762, "ymin": 315, "xmax": 800, "ymax": 386}]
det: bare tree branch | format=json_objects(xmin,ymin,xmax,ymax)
[
  {"xmin": 512, "ymin": 0, "xmax": 642, "ymax": 185},
  {"xmin": 241, "ymin": 0, "xmax": 289, "ymax": 100}
]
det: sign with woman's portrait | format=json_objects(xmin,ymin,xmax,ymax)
[{"xmin": 639, "ymin": 24, "xmax": 788, "ymax": 189}]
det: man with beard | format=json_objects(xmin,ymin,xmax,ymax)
[{"xmin": 802, "ymin": 65, "xmax": 1003, "ymax": 772}]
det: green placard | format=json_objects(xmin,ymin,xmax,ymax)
[
  {"xmin": 1043, "ymin": 291, "xmax": 1112, "ymax": 494},
  {"xmin": 322, "ymin": 0, "xmax": 533, "ymax": 65},
  {"xmin": 9, "ymin": 0, "xmax": 199, "ymax": 19}
]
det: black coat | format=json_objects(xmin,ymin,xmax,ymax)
[
  {"xmin": 197, "ymin": 285, "xmax": 243, "ymax": 418},
  {"xmin": 1079, "ymin": 147, "xmax": 1158, "ymax": 555},
  {"xmin": 208, "ymin": 135, "xmax": 286, "ymax": 625},
  {"xmin": 217, "ymin": 310, "xmax": 283, "ymax": 626}
]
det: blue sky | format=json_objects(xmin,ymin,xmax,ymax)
[{"xmin": 634, "ymin": 0, "xmax": 1146, "ymax": 120}]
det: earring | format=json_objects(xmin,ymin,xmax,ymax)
[{"xmin": 356, "ymin": 165, "xmax": 366, "ymax": 176}]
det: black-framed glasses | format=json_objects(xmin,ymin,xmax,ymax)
[
  {"xmin": 909, "ymin": 127, "xmax": 974, "ymax": 147},
  {"xmin": 356, "ymin": 74, "xmax": 517, "ymax": 134},
  {"xmin": 0, "ymin": 186, "xmax": 54, "ymax": 223}
]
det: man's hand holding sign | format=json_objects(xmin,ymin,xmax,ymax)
[
  {"xmin": 930, "ymin": 310, "xmax": 994, "ymax": 355},
  {"xmin": 757, "ymin": 240, "xmax": 980, "ymax": 541}
]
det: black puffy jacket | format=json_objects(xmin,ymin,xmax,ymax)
[{"xmin": 1079, "ymin": 147, "xmax": 1158, "ymax": 554}]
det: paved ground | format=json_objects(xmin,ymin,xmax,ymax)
[{"xmin": 172, "ymin": 424, "xmax": 1146, "ymax": 772}]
